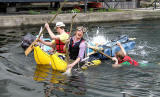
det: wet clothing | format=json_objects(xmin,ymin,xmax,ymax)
[
  {"xmin": 69, "ymin": 37, "xmax": 86, "ymax": 60},
  {"xmin": 119, "ymin": 56, "xmax": 139, "ymax": 66},
  {"xmin": 51, "ymin": 32, "xmax": 69, "ymax": 53}
]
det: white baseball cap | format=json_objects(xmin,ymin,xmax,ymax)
[{"xmin": 56, "ymin": 22, "xmax": 65, "ymax": 27}]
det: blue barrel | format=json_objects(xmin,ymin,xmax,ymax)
[
  {"xmin": 104, "ymin": 41, "xmax": 135, "ymax": 57},
  {"xmin": 127, "ymin": 41, "xmax": 136, "ymax": 50},
  {"xmin": 100, "ymin": 41, "xmax": 136, "ymax": 59}
]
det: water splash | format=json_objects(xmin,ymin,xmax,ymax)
[
  {"xmin": 96, "ymin": 27, "xmax": 99, "ymax": 35},
  {"xmin": 87, "ymin": 27, "xmax": 109, "ymax": 45},
  {"xmin": 139, "ymin": 60, "xmax": 149, "ymax": 64},
  {"xmin": 91, "ymin": 35, "xmax": 108, "ymax": 45},
  {"xmin": 131, "ymin": 41, "xmax": 158, "ymax": 57}
]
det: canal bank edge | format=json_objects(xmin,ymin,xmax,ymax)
[{"xmin": 1, "ymin": 10, "xmax": 160, "ymax": 28}]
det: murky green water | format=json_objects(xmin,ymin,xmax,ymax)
[{"xmin": 0, "ymin": 19, "xmax": 160, "ymax": 97}]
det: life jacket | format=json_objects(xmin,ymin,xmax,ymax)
[
  {"xmin": 119, "ymin": 56, "xmax": 139, "ymax": 66},
  {"xmin": 55, "ymin": 32, "xmax": 69, "ymax": 53},
  {"xmin": 69, "ymin": 37, "xmax": 85, "ymax": 60}
]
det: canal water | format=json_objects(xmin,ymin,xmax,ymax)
[{"xmin": 0, "ymin": 19, "xmax": 160, "ymax": 97}]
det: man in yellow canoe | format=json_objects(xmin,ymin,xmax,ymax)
[
  {"xmin": 38, "ymin": 22, "xmax": 69, "ymax": 56},
  {"xmin": 67, "ymin": 26, "xmax": 87, "ymax": 70}
]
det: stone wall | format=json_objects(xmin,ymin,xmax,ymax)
[{"xmin": 1, "ymin": 10, "xmax": 160, "ymax": 28}]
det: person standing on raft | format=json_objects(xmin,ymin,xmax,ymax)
[{"xmin": 112, "ymin": 42, "xmax": 139, "ymax": 68}]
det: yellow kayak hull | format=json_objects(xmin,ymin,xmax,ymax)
[
  {"xmin": 50, "ymin": 53, "xmax": 67, "ymax": 72},
  {"xmin": 34, "ymin": 46, "xmax": 51, "ymax": 65},
  {"xmin": 34, "ymin": 46, "xmax": 101, "ymax": 72},
  {"xmin": 34, "ymin": 46, "xmax": 67, "ymax": 72}
]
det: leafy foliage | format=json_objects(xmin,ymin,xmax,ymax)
[
  {"xmin": 28, "ymin": 10, "xmax": 40, "ymax": 14},
  {"xmin": 71, "ymin": 8, "xmax": 81, "ymax": 13}
]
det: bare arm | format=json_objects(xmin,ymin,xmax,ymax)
[
  {"xmin": 67, "ymin": 57, "xmax": 81, "ymax": 69},
  {"xmin": 45, "ymin": 23, "xmax": 60, "ymax": 40},
  {"xmin": 117, "ymin": 42, "xmax": 127, "ymax": 56},
  {"xmin": 111, "ymin": 42, "xmax": 126, "ymax": 68},
  {"xmin": 38, "ymin": 39, "xmax": 54, "ymax": 47}
]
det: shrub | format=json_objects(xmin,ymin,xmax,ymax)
[
  {"xmin": 50, "ymin": 11, "xmax": 56, "ymax": 14},
  {"xmin": 28, "ymin": 10, "xmax": 40, "ymax": 14},
  {"xmin": 71, "ymin": 8, "xmax": 81, "ymax": 13},
  {"xmin": 89, "ymin": 8, "xmax": 94, "ymax": 12}
]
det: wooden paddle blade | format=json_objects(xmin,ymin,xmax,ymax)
[{"xmin": 25, "ymin": 42, "xmax": 35, "ymax": 56}]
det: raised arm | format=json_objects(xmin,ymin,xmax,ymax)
[
  {"xmin": 117, "ymin": 41, "xmax": 127, "ymax": 56},
  {"xmin": 45, "ymin": 23, "xmax": 59, "ymax": 40}
]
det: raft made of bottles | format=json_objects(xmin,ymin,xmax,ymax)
[{"xmin": 88, "ymin": 35, "xmax": 136, "ymax": 59}]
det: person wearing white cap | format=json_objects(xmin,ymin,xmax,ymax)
[
  {"xmin": 38, "ymin": 22, "xmax": 69, "ymax": 54},
  {"xmin": 55, "ymin": 22, "xmax": 65, "ymax": 28}
]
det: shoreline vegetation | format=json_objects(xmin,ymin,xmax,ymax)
[
  {"xmin": 27, "ymin": 8, "xmax": 122, "ymax": 15},
  {"xmin": 1, "ymin": 1, "xmax": 160, "ymax": 28}
]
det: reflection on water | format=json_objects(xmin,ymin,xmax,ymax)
[{"xmin": 33, "ymin": 64, "xmax": 86, "ymax": 97}]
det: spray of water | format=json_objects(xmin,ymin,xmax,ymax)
[
  {"xmin": 96, "ymin": 27, "xmax": 99, "ymax": 35},
  {"xmin": 134, "ymin": 41, "xmax": 158, "ymax": 56},
  {"xmin": 129, "ymin": 41, "xmax": 158, "ymax": 64},
  {"xmin": 91, "ymin": 36, "xmax": 108, "ymax": 45},
  {"xmin": 87, "ymin": 27, "xmax": 109, "ymax": 45}
]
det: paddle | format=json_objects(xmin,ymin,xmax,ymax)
[
  {"xmin": 88, "ymin": 37, "xmax": 136, "ymax": 56},
  {"xmin": 88, "ymin": 46, "xmax": 112, "ymax": 59},
  {"xmin": 66, "ymin": 14, "xmax": 77, "ymax": 63},
  {"xmin": 24, "ymin": 0, "xmax": 67, "ymax": 56},
  {"xmin": 63, "ymin": 14, "xmax": 77, "ymax": 76}
]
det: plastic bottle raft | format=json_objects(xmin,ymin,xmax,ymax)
[{"xmin": 87, "ymin": 35, "xmax": 136, "ymax": 59}]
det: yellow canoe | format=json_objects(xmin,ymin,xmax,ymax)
[
  {"xmin": 33, "ymin": 46, "xmax": 101, "ymax": 72},
  {"xmin": 34, "ymin": 46, "xmax": 67, "ymax": 72}
]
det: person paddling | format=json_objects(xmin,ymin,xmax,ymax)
[
  {"xmin": 67, "ymin": 26, "xmax": 87, "ymax": 70},
  {"xmin": 112, "ymin": 42, "xmax": 139, "ymax": 68},
  {"xmin": 38, "ymin": 22, "xmax": 69, "ymax": 55}
]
